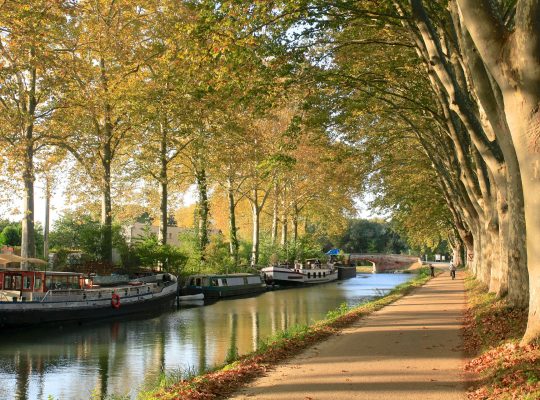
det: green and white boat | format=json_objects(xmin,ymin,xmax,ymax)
[{"xmin": 181, "ymin": 273, "xmax": 266, "ymax": 299}]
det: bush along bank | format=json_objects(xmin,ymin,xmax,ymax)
[
  {"xmin": 463, "ymin": 275, "xmax": 540, "ymax": 399},
  {"xmin": 146, "ymin": 268, "xmax": 432, "ymax": 400}
]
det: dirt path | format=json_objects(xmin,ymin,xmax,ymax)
[{"xmin": 229, "ymin": 271, "xmax": 468, "ymax": 400}]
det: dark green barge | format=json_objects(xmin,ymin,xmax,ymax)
[{"xmin": 181, "ymin": 273, "xmax": 266, "ymax": 299}]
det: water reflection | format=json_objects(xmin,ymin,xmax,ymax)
[{"xmin": 0, "ymin": 273, "xmax": 412, "ymax": 400}]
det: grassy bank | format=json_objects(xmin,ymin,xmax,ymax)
[
  {"xmin": 143, "ymin": 268, "xmax": 431, "ymax": 400},
  {"xmin": 463, "ymin": 275, "xmax": 540, "ymax": 399}
]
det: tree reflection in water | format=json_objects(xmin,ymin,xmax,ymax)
[{"xmin": 0, "ymin": 273, "xmax": 413, "ymax": 399}]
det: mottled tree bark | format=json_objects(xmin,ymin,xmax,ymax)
[
  {"xmin": 43, "ymin": 177, "xmax": 51, "ymax": 265},
  {"xmin": 271, "ymin": 183, "xmax": 279, "ymax": 246},
  {"xmin": 159, "ymin": 122, "xmax": 168, "ymax": 246},
  {"xmin": 196, "ymin": 168, "xmax": 209, "ymax": 256},
  {"xmin": 227, "ymin": 175, "xmax": 239, "ymax": 266},
  {"xmin": 251, "ymin": 189, "xmax": 261, "ymax": 266},
  {"xmin": 457, "ymin": 0, "xmax": 540, "ymax": 342}
]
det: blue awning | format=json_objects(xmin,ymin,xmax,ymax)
[{"xmin": 326, "ymin": 249, "xmax": 340, "ymax": 255}]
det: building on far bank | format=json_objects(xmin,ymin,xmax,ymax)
[
  {"xmin": 124, "ymin": 222, "xmax": 221, "ymax": 247},
  {"xmin": 124, "ymin": 222, "xmax": 184, "ymax": 247}
]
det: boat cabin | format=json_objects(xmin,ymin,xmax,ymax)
[
  {"xmin": 0, "ymin": 269, "xmax": 86, "ymax": 294},
  {"xmin": 186, "ymin": 274, "xmax": 263, "ymax": 288},
  {"xmin": 301, "ymin": 259, "xmax": 323, "ymax": 269}
]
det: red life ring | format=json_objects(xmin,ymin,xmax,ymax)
[{"xmin": 111, "ymin": 293, "xmax": 121, "ymax": 309}]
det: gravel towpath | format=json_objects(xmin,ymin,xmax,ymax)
[{"xmin": 229, "ymin": 271, "xmax": 468, "ymax": 400}]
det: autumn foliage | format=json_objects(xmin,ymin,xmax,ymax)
[{"xmin": 463, "ymin": 275, "xmax": 540, "ymax": 399}]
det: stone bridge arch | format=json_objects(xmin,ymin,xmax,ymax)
[{"xmin": 348, "ymin": 254, "xmax": 421, "ymax": 273}]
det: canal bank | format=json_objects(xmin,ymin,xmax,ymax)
[
  {"xmin": 149, "ymin": 268, "xmax": 434, "ymax": 400},
  {"xmin": 0, "ymin": 273, "xmax": 416, "ymax": 400}
]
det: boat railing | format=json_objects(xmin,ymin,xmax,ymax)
[
  {"xmin": 39, "ymin": 290, "xmax": 52, "ymax": 302},
  {"xmin": 0, "ymin": 291, "xmax": 13, "ymax": 302},
  {"xmin": 33, "ymin": 282, "xmax": 167, "ymax": 303},
  {"xmin": 38, "ymin": 289, "xmax": 84, "ymax": 302}
]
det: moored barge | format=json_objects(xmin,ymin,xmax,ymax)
[
  {"xmin": 261, "ymin": 259, "xmax": 338, "ymax": 285},
  {"xmin": 0, "ymin": 269, "xmax": 178, "ymax": 328},
  {"xmin": 181, "ymin": 273, "xmax": 266, "ymax": 299}
]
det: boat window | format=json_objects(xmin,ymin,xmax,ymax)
[
  {"xmin": 45, "ymin": 275, "xmax": 80, "ymax": 290},
  {"xmin": 23, "ymin": 276, "xmax": 32, "ymax": 290},
  {"xmin": 323, "ymin": 272, "xmax": 326, "ymax": 277},
  {"xmin": 195, "ymin": 278, "xmax": 201, "ymax": 286},
  {"xmin": 34, "ymin": 277, "xmax": 42, "ymax": 290},
  {"xmin": 307, "ymin": 272, "xmax": 311, "ymax": 278},
  {"xmin": 318, "ymin": 272, "xmax": 322, "ymax": 278},
  {"xmin": 13, "ymin": 275, "xmax": 21, "ymax": 290},
  {"xmin": 4, "ymin": 275, "xmax": 12, "ymax": 289},
  {"xmin": 211, "ymin": 278, "xmax": 218, "ymax": 287},
  {"xmin": 221, "ymin": 278, "xmax": 228, "ymax": 286},
  {"xmin": 247, "ymin": 276, "xmax": 261, "ymax": 284},
  {"xmin": 189, "ymin": 278, "xmax": 195, "ymax": 286},
  {"xmin": 202, "ymin": 278, "xmax": 209, "ymax": 286}
]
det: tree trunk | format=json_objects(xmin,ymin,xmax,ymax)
[
  {"xmin": 196, "ymin": 168, "xmax": 209, "ymax": 256},
  {"xmin": 250, "ymin": 190, "xmax": 260, "ymax": 267},
  {"xmin": 453, "ymin": 242, "xmax": 463, "ymax": 267},
  {"xmin": 281, "ymin": 191, "xmax": 287, "ymax": 247},
  {"xmin": 21, "ymin": 145, "xmax": 36, "ymax": 268},
  {"xmin": 494, "ymin": 189, "xmax": 509, "ymax": 297},
  {"xmin": 20, "ymin": 55, "xmax": 37, "ymax": 269},
  {"xmin": 506, "ymin": 166, "xmax": 528, "ymax": 307},
  {"xmin": 292, "ymin": 203, "xmax": 299, "ymax": 245},
  {"xmin": 466, "ymin": 242, "xmax": 475, "ymax": 270},
  {"xmin": 506, "ymin": 95, "xmax": 540, "ymax": 343},
  {"xmin": 160, "ymin": 180, "xmax": 168, "ymax": 245},
  {"xmin": 281, "ymin": 213, "xmax": 287, "ymax": 247},
  {"xmin": 227, "ymin": 175, "xmax": 239, "ymax": 266},
  {"xmin": 456, "ymin": 0, "xmax": 540, "ymax": 345},
  {"xmin": 101, "ymin": 154, "xmax": 113, "ymax": 264},
  {"xmin": 469, "ymin": 223, "xmax": 481, "ymax": 276},
  {"xmin": 43, "ymin": 177, "xmax": 51, "ymax": 265},
  {"xmin": 159, "ymin": 124, "xmax": 168, "ymax": 246},
  {"xmin": 100, "ymin": 58, "xmax": 113, "ymax": 264},
  {"xmin": 271, "ymin": 183, "xmax": 279, "ymax": 246},
  {"xmin": 454, "ymin": 12, "xmax": 528, "ymax": 305}
]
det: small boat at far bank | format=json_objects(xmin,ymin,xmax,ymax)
[
  {"xmin": 0, "ymin": 269, "xmax": 178, "ymax": 328},
  {"xmin": 181, "ymin": 273, "xmax": 266, "ymax": 299},
  {"xmin": 261, "ymin": 259, "xmax": 338, "ymax": 286},
  {"xmin": 178, "ymin": 293, "xmax": 204, "ymax": 301}
]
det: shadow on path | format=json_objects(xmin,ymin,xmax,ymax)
[{"xmin": 228, "ymin": 272, "xmax": 468, "ymax": 400}]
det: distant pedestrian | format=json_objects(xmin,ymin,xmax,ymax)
[
  {"xmin": 429, "ymin": 263, "xmax": 435, "ymax": 277},
  {"xmin": 449, "ymin": 261, "xmax": 457, "ymax": 280}
]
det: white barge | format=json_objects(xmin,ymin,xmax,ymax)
[{"xmin": 261, "ymin": 259, "xmax": 338, "ymax": 285}]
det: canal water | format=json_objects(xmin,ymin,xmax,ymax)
[{"xmin": 0, "ymin": 273, "xmax": 413, "ymax": 400}]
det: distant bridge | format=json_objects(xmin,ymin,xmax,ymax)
[{"xmin": 348, "ymin": 254, "xmax": 421, "ymax": 273}]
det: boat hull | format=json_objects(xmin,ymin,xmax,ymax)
[
  {"xmin": 0, "ymin": 282, "xmax": 178, "ymax": 328},
  {"xmin": 337, "ymin": 266, "xmax": 358, "ymax": 280},
  {"xmin": 261, "ymin": 266, "xmax": 338, "ymax": 285},
  {"xmin": 178, "ymin": 293, "xmax": 204, "ymax": 301},
  {"xmin": 183, "ymin": 284, "xmax": 266, "ymax": 299}
]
